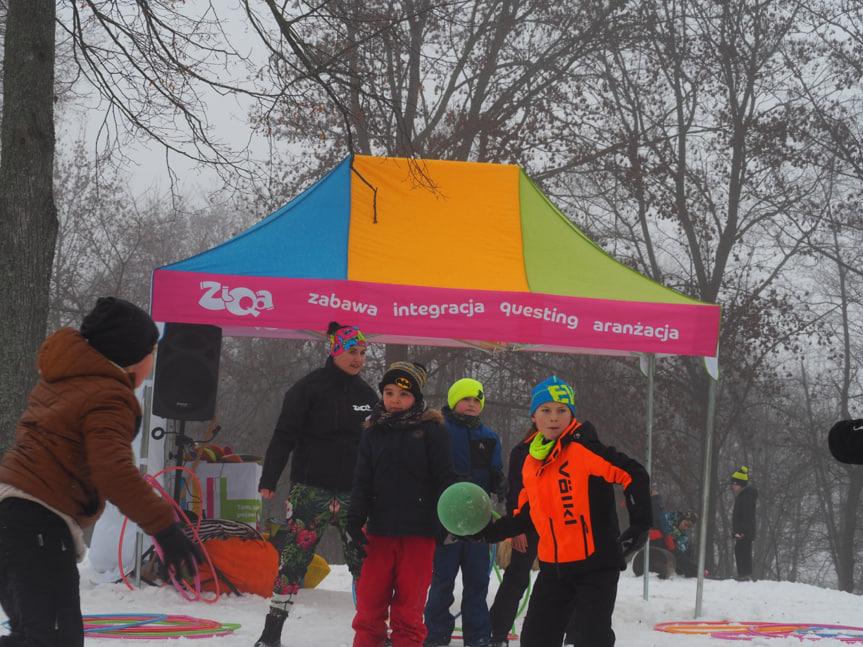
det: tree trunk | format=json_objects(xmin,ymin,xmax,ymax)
[{"xmin": 0, "ymin": 0, "xmax": 57, "ymax": 449}]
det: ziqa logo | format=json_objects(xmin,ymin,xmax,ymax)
[{"xmin": 199, "ymin": 281, "xmax": 274, "ymax": 317}]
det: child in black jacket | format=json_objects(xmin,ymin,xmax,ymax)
[{"xmin": 347, "ymin": 361, "xmax": 456, "ymax": 647}]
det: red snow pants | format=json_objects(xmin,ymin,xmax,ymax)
[{"xmin": 352, "ymin": 534, "xmax": 436, "ymax": 647}]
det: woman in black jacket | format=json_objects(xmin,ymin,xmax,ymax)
[{"xmin": 254, "ymin": 321, "xmax": 378, "ymax": 647}]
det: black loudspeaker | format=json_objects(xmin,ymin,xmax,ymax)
[{"xmin": 152, "ymin": 323, "xmax": 222, "ymax": 421}]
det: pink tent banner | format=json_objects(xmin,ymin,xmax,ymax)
[{"xmin": 151, "ymin": 271, "xmax": 720, "ymax": 357}]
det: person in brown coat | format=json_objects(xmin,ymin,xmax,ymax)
[{"xmin": 0, "ymin": 297, "xmax": 200, "ymax": 647}]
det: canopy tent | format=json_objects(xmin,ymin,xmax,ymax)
[
  {"xmin": 150, "ymin": 154, "xmax": 721, "ymax": 612},
  {"xmin": 152, "ymin": 155, "xmax": 719, "ymax": 357}
]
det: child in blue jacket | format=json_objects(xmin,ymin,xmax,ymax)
[{"xmin": 424, "ymin": 378, "xmax": 505, "ymax": 647}]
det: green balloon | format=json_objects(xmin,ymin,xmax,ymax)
[{"xmin": 437, "ymin": 481, "xmax": 492, "ymax": 535}]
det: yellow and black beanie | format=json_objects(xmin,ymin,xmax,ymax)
[
  {"xmin": 379, "ymin": 361, "xmax": 427, "ymax": 402},
  {"xmin": 730, "ymin": 466, "xmax": 749, "ymax": 486}
]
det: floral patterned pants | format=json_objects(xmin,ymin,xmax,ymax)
[{"xmin": 269, "ymin": 483, "xmax": 363, "ymax": 615}]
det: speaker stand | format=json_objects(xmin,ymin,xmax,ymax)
[{"xmin": 171, "ymin": 420, "xmax": 198, "ymax": 506}]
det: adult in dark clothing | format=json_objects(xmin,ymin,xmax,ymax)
[
  {"xmin": 0, "ymin": 297, "xmax": 200, "ymax": 647},
  {"xmin": 828, "ymin": 418, "xmax": 863, "ymax": 465},
  {"xmin": 255, "ymin": 321, "xmax": 378, "ymax": 647},
  {"xmin": 730, "ymin": 466, "xmax": 758, "ymax": 581}
]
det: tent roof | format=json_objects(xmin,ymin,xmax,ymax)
[{"xmin": 152, "ymin": 155, "xmax": 720, "ymax": 357}]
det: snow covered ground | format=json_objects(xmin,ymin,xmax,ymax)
[{"xmin": 3, "ymin": 558, "xmax": 861, "ymax": 645}]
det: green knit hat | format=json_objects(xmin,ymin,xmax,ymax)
[{"xmin": 447, "ymin": 378, "xmax": 484, "ymax": 411}]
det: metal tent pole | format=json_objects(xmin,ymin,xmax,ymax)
[
  {"xmin": 642, "ymin": 353, "xmax": 656, "ymax": 601},
  {"xmin": 134, "ymin": 385, "xmax": 153, "ymax": 587},
  {"xmin": 695, "ymin": 374, "xmax": 718, "ymax": 617}
]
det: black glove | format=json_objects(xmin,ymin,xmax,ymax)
[
  {"xmin": 346, "ymin": 518, "xmax": 369, "ymax": 560},
  {"xmin": 619, "ymin": 525, "xmax": 649, "ymax": 559},
  {"xmin": 491, "ymin": 469, "xmax": 508, "ymax": 504},
  {"xmin": 154, "ymin": 522, "xmax": 203, "ymax": 579},
  {"xmin": 463, "ymin": 526, "xmax": 490, "ymax": 544}
]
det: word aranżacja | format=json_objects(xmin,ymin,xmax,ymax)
[{"xmin": 593, "ymin": 320, "xmax": 679, "ymax": 341}]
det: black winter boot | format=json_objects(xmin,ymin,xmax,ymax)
[{"xmin": 254, "ymin": 612, "xmax": 286, "ymax": 647}]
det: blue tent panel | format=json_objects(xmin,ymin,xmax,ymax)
[{"xmin": 160, "ymin": 158, "xmax": 353, "ymax": 279}]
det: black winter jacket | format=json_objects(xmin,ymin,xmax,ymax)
[
  {"xmin": 348, "ymin": 408, "xmax": 456, "ymax": 538},
  {"xmin": 259, "ymin": 358, "xmax": 378, "ymax": 492},
  {"xmin": 732, "ymin": 485, "xmax": 758, "ymax": 540},
  {"xmin": 505, "ymin": 438, "xmax": 531, "ymax": 515}
]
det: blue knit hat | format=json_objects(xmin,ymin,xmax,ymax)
[{"xmin": 530, "ymin": 376, "xmax": 575, "ymax": 416}]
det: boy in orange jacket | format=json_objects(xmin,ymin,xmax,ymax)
[{"xmin": 467, "ymin": 376, "xmax": 651, "ymax": 647}]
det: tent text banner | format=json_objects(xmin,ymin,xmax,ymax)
[{"xmin": 151, "ymin": 271, "xmax": 719, "ymax": 357}]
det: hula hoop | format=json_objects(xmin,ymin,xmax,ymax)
[
  {"xmin": 655, "ymin": 621, "xmax": 863, "ymax": 643},
  {"xmin": 83, "ymin": 613, "xmax": 167, "ymax": 633},
  {"xmin": 655, "ymin": 621, "xmax": 762, "ymax": 635},
  {"xmin": 80, "ymin": 613, "xmax": 240, "ymax": 639},
  {"xmin": 117, "ymin": 466, "xmax": 221, "ymax": 603}
]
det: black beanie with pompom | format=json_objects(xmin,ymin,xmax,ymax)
[{"xmin": 80, "ymin": 297, "xmax": 159, "ymax": 367}]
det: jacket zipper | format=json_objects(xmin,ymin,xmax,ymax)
[
  {"xmin": 549, "ymin": 517, "xmax": 559, "ymax": 563},
  {"xmin": 580, "ymin": 514, "xmax": 590, "ymax": 557}
]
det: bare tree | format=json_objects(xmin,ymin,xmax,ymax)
[
  {"xmin": 530, "ymin": 0, "xmax": 837, "ymax": 575},
  {"xmin": 0, "ymin": 0, "xmax": 388, "ymax": 446},
  {"xmin": 0, "ymin": 0, "xmax": 57, "ymax": 449},
  {"xmin": 243, "ymin": 0, "xmax": 632, "ymax": 207}
]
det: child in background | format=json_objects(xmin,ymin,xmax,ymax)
[
  {"xmin": 468, "ymin": 376, "xmax": 651, "ymax": 647},
  {"xmin": 424, "ymin": 378, "xmax": 505, "ymax": 647},
  {"xmin": 488, "ymin": 428, "xmax": 539, "ymax": 647},
  {"xmin": 0, "ymin": 297, "xmax": 200, "ymax": 647},
  {"xmin": 666, "ymin": 511, "xmax": 698, "ymax": 577},
  {"xmin": 347, "ymin": 362, "xmax": 457, "ymax": 647}
]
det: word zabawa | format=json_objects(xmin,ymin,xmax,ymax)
[{"xmin": 308, "ymin": 292, "xmax": 378, "ymax": 315}]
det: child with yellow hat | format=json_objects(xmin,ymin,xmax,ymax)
[{"xmin": 424, "ymin": 378, "xmax": 505, "ymax": 647}]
